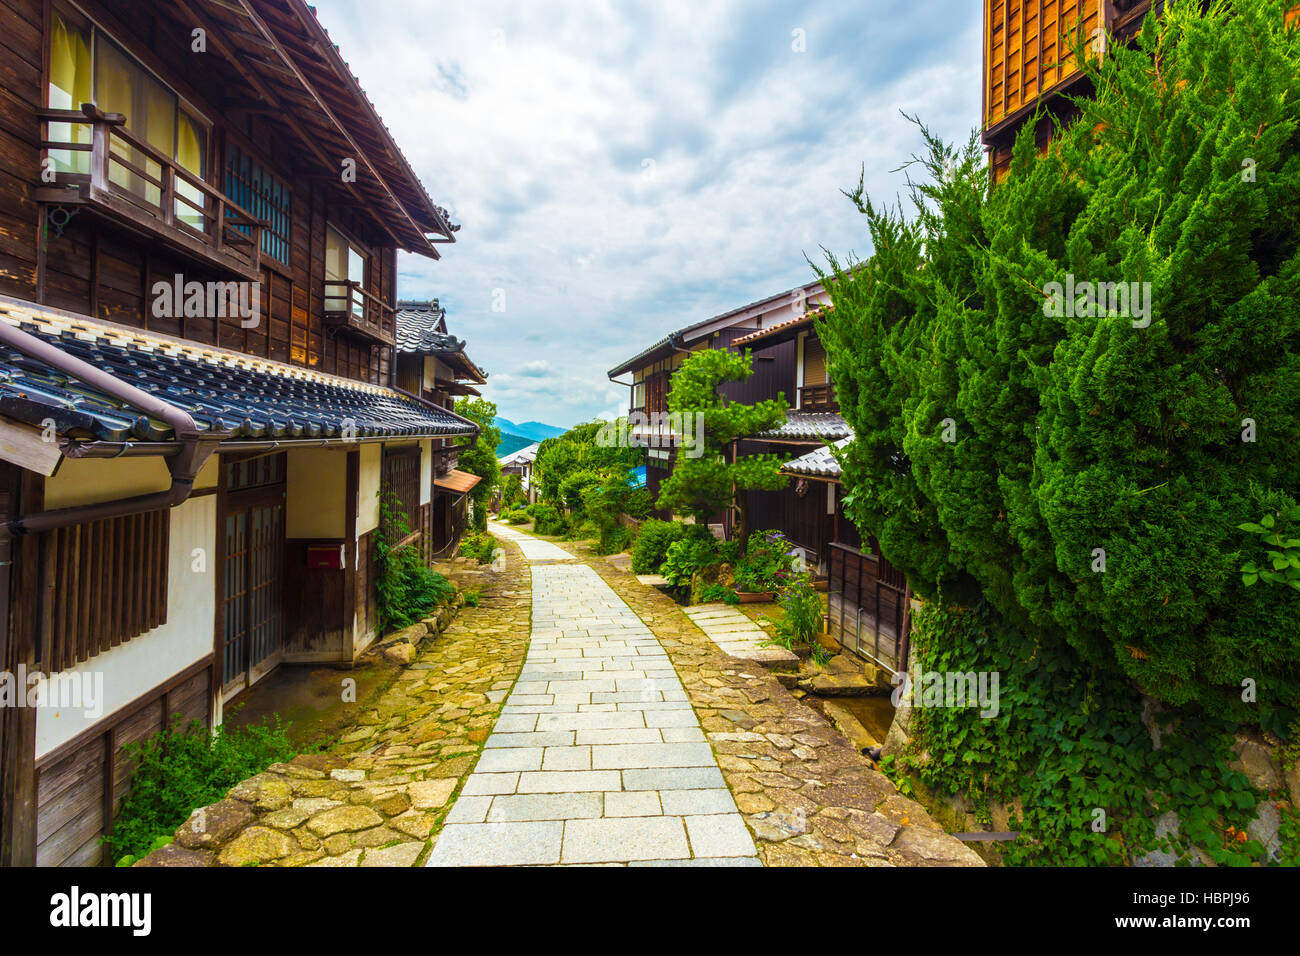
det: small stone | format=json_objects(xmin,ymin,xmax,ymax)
[
  {"xmin": 217, "ymin": 827, "xmax": 296, "ymax": 867},
  {"xmin": 735, "ymin": 792, "xmax": 776, "ymax": 814},
  {"xmin": 261, "ymin": 807, "xmax": 310, "ymax": 830},
  {"xmin": 134, "ymin": 843, "xmax": 214, "ymax": 867},
  {"xmin": 748, "ymin": 810, "xmax": 810, "ymax": 842},
  {"xmin": 175, "ymin": 799, "xmax": 255, "ymax": 849},
  {"xmin": 384, "ymin": 643, "xmax": 415, "ymax": 666},
  {"xmin": 375, "ymin": 794, "xmax": 412, "ymax": 816},
  {"xmin": 409, "ymin": 778, "xmax": 457, "ymax": 809},
  {"xmin": 330, "ymin": 768, "xmax": 366, "ymax": 782},
  {"xmin": 391, "ymin": 810, "xmax": 437, "ymax": 838},
  {"xmin": 306, "ymin": 805, "xmax": 385, "ymax": 838},
  {"xmin": 361, "ymin": 842, "xmax": 423, "ymax": 867},
  {"xmin": 307, "ymin": 849, "xmax": 363, "ymax": 867}
]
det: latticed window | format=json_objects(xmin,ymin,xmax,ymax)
[
  {"xmin": 225, "ymin": 145, "xmax": 291, "ymax": 264},
  {"xmin": 382, "ymin": 446, "xmax": 422, "ymax": 537},
  {"xmin": 37, "ymin": 508, "xmax": 170, "ymax": 671}
]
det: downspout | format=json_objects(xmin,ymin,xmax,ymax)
[{"xmin": 0, "ymin": 321, "xmax": 227, "ymax": 538}]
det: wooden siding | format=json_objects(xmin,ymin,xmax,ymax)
[
  {"xmin": 984, "ymin": 0, "xmax": 1103, "ymax": 134},
  {"xmin": 34, "ymin": 658, "xmax": 212, "ymax": 867},
  {"xmin": 0, "ymin": 0, "xmax": 402, "ymax": 385}
]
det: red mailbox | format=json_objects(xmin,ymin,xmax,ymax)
[{"xmin": 306, "ymin": 543, "xmax": 346, "ymax": 570}]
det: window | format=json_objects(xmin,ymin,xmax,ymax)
[
  {"xmin": 46, "ymin": 7, "xmax": 209, "ymax": 227},
  {"xmin": 225, "ymin": 145, "xmax": 292, "ymax": 264},
  {"xmin": 37, "ymin": 508, "xmax": 170, "ymax": 671},
  {"xmin": 226, "ymin": 452, "xmax": 286, "ymax": 492},
  {"xmin": 382, "ymin": 446, "xmax": 422, "ymax": 537},
  {"xmin": 325, "ymin": 225, "xmax": 368, "ymax": 318}
]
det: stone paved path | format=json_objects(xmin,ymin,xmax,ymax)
[
  {"xmin": 486, "ymin": 520, "xmax": 575, "ymax": 562},
  {"xmin": 682, "ymin": 603, "xmax": 799, "ymax": 664},
  {"xmin": 426, "ymin": 561, "xmax": 760, "ymax": 866}
]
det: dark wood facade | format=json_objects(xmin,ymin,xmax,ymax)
[
  {"xmin": 0, "ymin": 0, "xmax": 466, "ymax": 866},
  {"xmin": 0, "ymin": 0, "xmax": 449, "ymax": 386}
]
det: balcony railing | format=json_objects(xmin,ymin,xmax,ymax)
[
  {"xmin": 322, "ymin": 280, "xmax": 395, "ymax": 346},
  {"xmin": 798, "ymin": 382, "xmax": 838, "ymax": 411},
  {"xmin": 37, "ymin": 104, "xmax": 266, "ymax": 280}
]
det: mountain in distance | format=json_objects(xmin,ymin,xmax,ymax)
[
  {"xmin": 493, "ymin": 418, "xmax": 565, "ymax": 443},
  {"xmin": 496, "ymin": 432, "xmax": 536, "ymax": 458}
]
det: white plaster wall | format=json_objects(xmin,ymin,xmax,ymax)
[
  {"xmin": 34, "ymin": 494, "xmax": 216, "ymax": 759},
  {"xmin": 356, "ymin": 443, "xmax": 381, "ymax": 536},
  {"xmin": 420, "ymin": 440, "xmax": 432, "ymax": 506},
  {"xmin": 286, "ymin": 447, "xmax": 347, "ymax": 539},
  {"xmin": 44, "ymin": 455, "xmax": 218, "ymax": 509}
]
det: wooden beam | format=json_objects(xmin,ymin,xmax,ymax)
[
  {"xmin": 169, "ymin": 0, "xmax": 404, "ymax": 250},
  {"xmin": 275, "ymin": 0, "xmax": 449, "ymax": 253}
]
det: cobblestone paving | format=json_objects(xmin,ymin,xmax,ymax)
[
  {"xmin": 426, "ymin": 561, "xmax": 760, "ymax": 866},
  {"xmin": 138, "ymin": 538, "xmax": 533, "ymax": 868}
]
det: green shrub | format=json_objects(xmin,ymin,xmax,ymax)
[
  {"xmin": 819, "ymin": 0, "xmax": 1300, "ymax": 725},
  {"xmin": 531, "ymin": 502, "xmax": 567, "ymax": 536},
  {"xmin": 500, "ymin": 474, "xmax": 525, "ymax": 510},
  {"xmin": 459, "ymin": 531, "xmax": 498, "ymax": 565},
  {"xmin": 889, "ymin": 601, "xmax": 1271, "ymax": 867},
  {"xmin": 631, "ymin": 519, "xmax": 688, "ymax": 574},
  {"xmin": 463, "ymin": 590, "xmax": 482, "ymax": 607},
  {"xmin": 772, "ymin": 573, "xmax": 823, "ymax": 647},
  {"xmin": 105, "ymin": 715, "xmax": 297, "ymax": 865},
  {"xmin": 661, "ymin": 526, "xmax": 735, "ymax": 588},
  {"xmin": 697, "ymin": 582, "xmax": 738, "ymax": 605},
  {"xmin": 560, "ymin": 469, "xmax": 603, "ymax": 516},
  {"xmin": 734, "ymin": 530, "xmax": 798, "ymax": 592},
  {"xmin": 375, "ymin": 493, "xmax": 454, "ymax": 630},
  {"xmin": 595, "ymin": 524, "xmax": 633, "ymax": 556}
]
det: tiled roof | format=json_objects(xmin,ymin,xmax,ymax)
[
  {"xmin": 395, "ymin": 299, "xmax": 451, "ymax": 352},
  {"xmin": 499, "ymin": 442, "xmax": 540, "ymax": 465},
  {"xmin": 758, "ymin": 411, "xmax": 851, "ymax": 442},
  {"xmin": 394, "ymin": 300, "xmax": 487, "ymax": 383},
  {"xmin": 782, "ymin": 436, "xmax": 852, "ymax": 479},
  {"xmin": 607, "ymin": 279, "xmax": 827, "ymax": 378},
  {"xmin": 732, "ymin": 308, "xmax": 829, "ymax": 348},
  {"xmin": 0, "ymin": 299, "xmax": 476, "ymax": 443}
]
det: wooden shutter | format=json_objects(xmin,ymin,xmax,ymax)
[
  {"xmin": 38, "ymin": 508, "xmax": 170, "ymax": 672},
  {"xmin": 803, "ymin": 336, "xmax": 828, "ymax": 386}
]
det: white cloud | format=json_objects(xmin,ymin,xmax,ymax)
[{"xmin": 310, "ymin": 0, "xmax": 982, "ymax": 427}]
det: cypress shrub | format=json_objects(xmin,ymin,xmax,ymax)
[{"xmin": 821, "ymin": 0, "xmax": 1300, "ymax": 726}]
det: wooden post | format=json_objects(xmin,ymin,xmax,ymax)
[{"xmin": 1, "ymin": 467, "xmax": 42, "ymax": 865}]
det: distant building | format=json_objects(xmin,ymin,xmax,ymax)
[{"xmin": 499, "ymin": 442, "xmax": 541, "ymax": 503}]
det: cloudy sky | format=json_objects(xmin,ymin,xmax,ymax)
[{"xmin": 312, "ymin": 0, "xmax": 982, "ymax": 428}]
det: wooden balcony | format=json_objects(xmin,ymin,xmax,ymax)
[
  {"xmin": 322, "ymin": 280, "xmax": 395, "ymax": 346},
  {"xmin": 37, "ymin": 105, "xmax": 266, "ymax": 281},
  {"xmin": 798, "ymin": 382, "xmax": 838, "ymax": 411}
]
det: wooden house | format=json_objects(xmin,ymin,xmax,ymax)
[
  {"xmin": 499, "ymin": 442, "xmax": 540, "ymax": 504},
  {"xmin": 393, "ymin": 299, "xmax": 486, "ymax": 555},
  {"xmin": 0, "ymin": 0, "xmax": 480, "ymax": 866},
  {"xmin": 729, "ymin": 309, "xmax": 855, "ymax": 567},
  {"xmin": 606, "ymin": 279, "xmax": 829, "ymax": 522},
  {"xmin": 983, "ymin": 1, "xmax": 1300, "ymax": 179}
]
